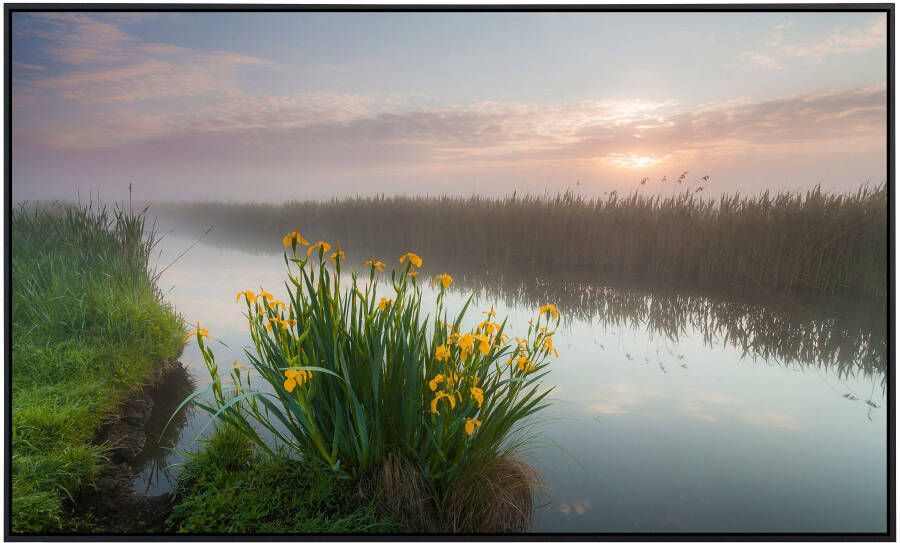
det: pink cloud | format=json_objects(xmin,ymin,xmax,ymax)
[{"xmin": 18, "ymin": 13, "xmax": 280, "ymax": 103}]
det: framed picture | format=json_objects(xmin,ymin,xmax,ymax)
[{"xmin": 5, "ymin": 3, "xmax": 893, "ymax": 540}]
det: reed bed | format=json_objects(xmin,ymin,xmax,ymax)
[{"xmin": 158, "ymin": 184, "xmax": 887, "ymax": 298}]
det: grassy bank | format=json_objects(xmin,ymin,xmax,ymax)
[
  {"xmin": 166, "ymin": 429, "xmax": 400, "ymax": 533},
  {"xmin": 11, "ymin": 202, "xmax": 184, "ymax": 533},
  {"xmin": 157, "ymin": 184, "xmax": 887, "ymax": 298}
]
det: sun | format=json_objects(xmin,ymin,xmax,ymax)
[{"xmin": 602, "ymin": 153, "xmax": 662, "ymax": 169}]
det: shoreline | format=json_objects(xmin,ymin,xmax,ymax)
[{"xmin": 68, "ymin": 353, "xmax": 187, "ymax": 533}]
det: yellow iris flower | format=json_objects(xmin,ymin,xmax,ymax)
[
  {"xmin": 465, "ymin": 418, "xmax": 482, "ymax": 436},
  {"xmin": 399, "ymin": 252, "xmax": 423, "ymax": 268},
  {"xmin": 430, "ymin": 391, "xmax": 456, "ymax": 414},
  {"xmin": 539, "ymin": 303, "xmax": 560, "ymax": 320},
  {"xmin": 476, "ymin": 334, "xmax": 491, "ymax": 356},
  {"xmin": 258, "ymin": 287, "xmax": 275, "ymax": 302},
  {"xmin": 471, "ymin": 386, "xmax": 484, "ymax": 408},
  {"xmin": 435, "ymin": 344, "xmax": 451, "ymax": 362},
  {"xmin": 235, "ymin": 290, "xmax": 256, "ymax": 303},
  {"xmin": 431, "ymin": 273, "xmax": 453, "ymax": 289},
  {"xmin": 365, "ymin": 257, "xmax": 385, "ymax": 271},
  {"xmin": 283, "ymin": 368, "xmax": 313, "ymax": 392},
  {"xmin": 183, "ymin": 322, "xmax": 210, "ymax": 341},
  {"xmin": 282, "ymin": 230, "xmax": 309, "ymax": 248},
  {"xmin": 542, "ymin": 336, "xmax": 559, "ymax": 358},
  {"xmin": 428, "ymin": 374, "xmax": 445, "ymax": 392},
  {"xmin": 457, "ymin": 333, "xmax": 476, "ymax": 360},
  {"xmin": 329, "ymin": 247, "xmax": 346, "ymax": 262},
  {"xmin": 478, "ymin": 321, "xmax": 500, "ymax": 335},
  {"xmin": 516, "ymin": 353, "xmax": 536, "ymax": 373},
  {"xmin": 307, "ymin": 241, "xmax": 332, "ymax": 256},
  {"xmin": 377, "ymin": 297, "xmax": 393, "ymax": 311}
]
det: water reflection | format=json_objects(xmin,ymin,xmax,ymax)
[
  {"xmin": 146, "ymin": 219, "xmax": 887, "ymax": 532},
  {"xmin": 158, "ymin": 219, "xmax": 885, "ymax": 384},
  {"xmin": 130, "ymin": 363, "xmax": 196, "ymax": 495}
]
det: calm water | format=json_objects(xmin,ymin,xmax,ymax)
[{"xmin": 133, "ymin": 228, "xmax": 887, "ymax": 534}]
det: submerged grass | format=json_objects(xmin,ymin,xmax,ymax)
[
  {"xmin": 158, "ymin": 184, "xmax": 887, "ymax": 298},
  {"xmin": 11, "ymin": 202, "xmax": 184, "ymax": 533}
]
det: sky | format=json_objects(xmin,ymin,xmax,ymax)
[{"xmin": 11, "ymin": 10, "xmax": 888, "ymax": 202}]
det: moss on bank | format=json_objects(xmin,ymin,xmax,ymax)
[
  {"xmin": 11, "ymin": 203, "xmax": 184, "ymax": 533},
  {"xmin": 166, "ymin": 429, "xmax": 400, "ymax": 533}
]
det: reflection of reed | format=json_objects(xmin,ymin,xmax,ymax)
[
  {"xmin": 129, "ymin": 363, "xmax": 196, "ymax": 492},
  {"xmin": 156, "ymin": 210, "xmax": 885, "ymax": 381},
  {"xmin": 436, "ymin": 267, "xmax": 885, "ymax": 382}
]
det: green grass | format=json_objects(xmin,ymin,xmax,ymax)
[
  {"xmin": 166, "ymin": 428, "xmax": 400, "ymax": 533},
  {"xmin": 157, "ymin": 184, "xmax": 887, "ymax": 298},
  {"xmin": 11, "ymin": 201, "xmax": 185, "ymax": 533}
]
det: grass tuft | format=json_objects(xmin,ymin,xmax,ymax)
[{"xmin": 167, "ymin": 428, "xmax": 400, "ymax": 534}]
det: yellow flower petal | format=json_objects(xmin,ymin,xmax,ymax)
[
  {"xmin": 306, "ymin": 241, "xmax": 332, "ymax": 256},
  {"xmin": 399, "ymin": 252, "xmax": 423, "ymax": 268},
  {"xmin": 471, "ymin": 386, "xmax": 484, "ymax": 408},
  {"xmin": 435, "ymin": 345, "xmax": 451, "ymax": 362},
  {"xmin": 431, "ymin": 273, "xmax": 453, "ymax": 289},
  {"xmin": 540, "ymin": 303, "xmax": 559, "ymax": 319},
  {"xmin": 428, "ymin": 374, "xmax": 445, "ymax": 392},
  {"xmin": 465, "ymin": 418, "xmax": 481, "ymax": 436}
]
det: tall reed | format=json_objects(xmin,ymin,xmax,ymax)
[{"xmin": 158, "ymin": 184, "xmax": 886, "ymax": 298}]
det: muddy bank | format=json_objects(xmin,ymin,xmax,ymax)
[{"xmin": 69, "ymin": 356, "xmax": 195, "ymax": 533}]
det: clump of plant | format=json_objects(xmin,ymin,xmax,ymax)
[
  {"xmin": 167, "ymin": 427, "xmax": 399, "ymax": 533},
  {"xmin": 179, "ymin": 231, "xmax": 560, "ymax": 531}
]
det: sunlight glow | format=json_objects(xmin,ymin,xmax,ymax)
[{"xmin": 602, "ymin": 153, "xmax": 663, "ymax": 169}]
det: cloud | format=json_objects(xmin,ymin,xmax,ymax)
[
  {"xmin": 782, "ymin": 18, "xmax": 886, "ymax": 58},
  {"xmin": 28, "ymin": 12, "xmax": 137, "ymax": 65},
  {"xmin": 16, "ymin": 13, "xmax": 280, "ymax": 103},
  {"xmin": 767, "ymin": 21, "xmax": 795, "ymax": 48},
  {"xmin": 741, "ymin": 410, "xmax": 799, "ymax": 431},
  {"xmin": 736, "ymin": 52, "xmax": 783, "ymax": 70},
  {"xmin": 587, "ymin": 383, "xmax": 671, "ymax": 417},
  {"xmin": 13, "ymin": 61, "xmax": 45, "ymax": 71},
  {"xmin": 16, "ymin": 83, "xmax": 885, "ymax": 175},
  {"xmin": 37, "ymin": 52, "xmax": 277, "ymax": 103},
  {"xmin": 736, "ymin": 17, "xmax": 885, "ymax": 72}
]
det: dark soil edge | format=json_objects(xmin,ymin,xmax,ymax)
[{"xmin": 67, "ymin": 354, "xmax": 186, "ymax": 533}]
